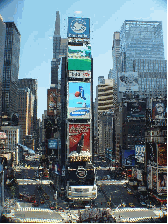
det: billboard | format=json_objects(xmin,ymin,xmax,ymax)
[
  {"xmin": 47, "ymin": 89, "xmax": 57, "ymax": 116},
  {"xmin": 68, "ymin": 70, "xmax": 91, "ymax": 79},
  {"xmin": 147, "ymin": 166, "xmax": 152, "ymax": 189},
  {"xmin": 157, "ymin": 144, "xmax": 167, "ymax": 166},
  {"xmin": 67, "ymin": 82, "xmax": 91, "ymax": 119},
  {"xmin": 68, "ymin": 123, "xmax": 90, "ymax": 156},
  {"xmin": 67, "ymin": 17, "xmax": 90, "ymax": 39},
  {"xmin": 118, "ymin": 72, "xmax": 138, "ymax": 92},
  {"xmin": 137, "ymin": 169, "xmax": 143, "ymax": 181},
  {"xmin": 158, "ymin": 168, "xmax": 167, "ymax": 193},
  {"xmin": 127, "ymin": 102, "xmax": 146, "ymax": 118},
  {"xmin": 48, "ymin": 139, "xmax": 58, "ymax": 149},
  {"xmin": 123, "ymin": 150, "xmax": 135, "ymax": 166},
  {"xmin": 152, "ymin": 100, "xmax": 166, "ymax": 120},
  {"xmin": 152, "ymin": 167, "xmax": 157, "ymax": 191},
  {"xmin": 135, "ymin": 145, "xmax": 145, "ymax": 163},
  {"xmin": 146, "ymin": 143, "xmax": 157, "ymax": 166},
  {"xmin": 68, "ymin": 44, "xmax": 91, "ymax": 71}
]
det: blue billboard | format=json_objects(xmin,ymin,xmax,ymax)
[
  {"xmin": 68, "ymin": 82, "xmax": 91, "ymax": 119},
  {"xmin": 123, "ymin": 150, "xmax": 135, "ymax": 166},
  {"xmin": 67, "ymin": 17, "xmax": 90, "ymax": 39},
  {"xmin": 48, "ymin": 139, "xmax": 58, "ymax": 149}
]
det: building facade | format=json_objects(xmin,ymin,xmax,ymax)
[
  {"xmin": 18, "ymin": 78, "xmax": 38, "ymax": 149},
  {"xmin": 2, "ymin": 22, "xmax": 20, "ymax": 117},
  {"xmin": 1, "ymin": 126, "xmax": 20, "ymax": 165},
  {"xmin": 119, "ymin": 20, "xmax": 164, "ymax": 73},
  {"xmin": 18, "ymin": 87, "xmax": 34, "ymax": 144},
  {"xmin": 0, "ymin": 16, "xmax": 6, "ymax": 127}
]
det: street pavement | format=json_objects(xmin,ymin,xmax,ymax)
[{"xmin": 3, "ymin": 156, "xmax": 167, "ymax": 223}]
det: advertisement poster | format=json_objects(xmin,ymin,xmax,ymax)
[
  {"xmin": 68, "ymin": 71, "xmax": 91, "ymax": 79},
  {"xmin": 118, "ymin": 72, "xmax": 138, "ymax": 92},
  {"xmin": 67, "ymin": 82, "xmax": 91, "ymax": 119},
  {"xmin": 67, "ymin": 17, "xmax": 90, "ymax": 38},
  {"xmin": 152, "ymin": 100, "xmax": 166, "ymax": 120},
  {"xmin": 68, "ymin": 124, "xmax": 90, "ymax": 155},
  {"xmin": 158, "ymin": 168, "xmax": 167, "ymax": 193},
  {"xmin": 157, "ymin": 143, "xmax": 167, "ymax": 166},
  {"xmin": 127, "ymin": 102, "xmax": 146, "ymax": 118},
  {"xmin": 146, "ymin": 143, "xmax": 157, "ymax": 166},
  {"xmin": 147, "ymin": 166, "xmax": 152, "ymax": 189},
  {"xmin": 123, "ymin": 150, "xmax": 135, "ymax": 166},
  {"xmin": 48, "ymin": 139, "xmax": 57, "ymax": 149},
  {"xmin": 68, "ymin": 44, "xmax": 91, "ymax": 71},
  {"xmin": 135, "ymin": 145, "xmax": 145, "ymax": 163},
  {"xmin": 152, "ymin": 167, "xmax": 157, "ymax": 191},
  {"xmin": 47, "ymin": 89, "xmax": 57, "ymax": 116},
  {"xmin": 137, "ymin": 169, "xmax": 143, "ymax": 181}
]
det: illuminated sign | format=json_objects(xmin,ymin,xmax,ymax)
[
  {"xmin": 47, "ymin": 89, "xmax": 57, "ymax": 116},
  {"xmin": 147, "ymin": 166, "xmax": 152, "ymax": 189},
  {"xmin": 158, "ymin": 168, "xmax": 167, "ymax": 193},
  {"xmin": 157, "ymin": 144, "xmax": 167, "ymax": 166},
  {"xmin": 68, "ymin": 71, "xmax": 91, "ymax": 78},
  {"xmin": 152, "ymin": 100, "xmax": 166, "ymax": 120},
  {"xmin": 118, "ymin": 72, "xmax": 138, "ymax": 92},
  {"xmin": 76, "ymin": 167, "xmax": 87, "ymax": 178},
  {"xmin": 68, "ymin": 124, "xmax": 90, "ymax": 156},
  {"xmin": 68, "ymin": 58, "xmax": 91, "ymax": 71},
  {"xmin": 48, "ymin": 139, "xmax": 57, "ymax": 149},
  {"xmin": 135, "ymin": 145, "xmax": 145, "ymax": 163},
  {"xmin": 123, "ymin": 150, "xmax": 135, "ymax": 166},
  {"xmin": 67, "ymin": 17, "xmax": 90, "ymax": 39},
  {"xmin": 67, "ymin": 82, "xmax": 91, "ymax": 119},
  {"xmin": 68, "ymin": 44, "xmax": 91, "ymax": 71}
]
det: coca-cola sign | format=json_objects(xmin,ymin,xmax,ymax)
[{"xmin": 76, "ymin": 167, "xmax": 87, "ymax": 178}]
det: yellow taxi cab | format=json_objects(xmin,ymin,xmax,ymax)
[{"xmin": 129, "ymin": 203, "xmax": 135, "ymax": 208}]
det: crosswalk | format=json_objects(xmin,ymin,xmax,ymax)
[
  {"xmin": 16, "ymin": 218, "xmax": 62, "ymax": 223},
  {"xmin": 16, "ymin": 207, "xmax": 54, "ymax": 212},
  {"xmin": 115, "ymin": 207, "xmax": 148, "ymax": 212}
]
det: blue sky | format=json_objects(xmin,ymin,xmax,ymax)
[{"xmin": 0, "ymin": 0, "xmax": 167, "ymax": 119}]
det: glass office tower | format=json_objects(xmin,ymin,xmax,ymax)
[
  {"xmin": 2, "ymin": 22, "xmax": 20, "ymax": 116},
  {"xmin": 119, "ymin": 20, "xmax": 165, "ymax": 72}
]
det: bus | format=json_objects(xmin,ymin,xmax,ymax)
[{"xmin": 66, "ymin": 160, "xmax": 97, "ymax": 203}]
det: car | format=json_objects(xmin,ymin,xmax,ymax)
[
  {"xmin": 129, "ymin": 203, "xmax": 135, "ymax": 208},
  {"xmin": 32, "ymin": 201, "xmax": 39, "ymax": 207},
  {"xmin": 40, "ymin": 199, "xmax": 45, "ymax": 204},
  {"xmin": 140, "ymin": 202, "xmax": 146, "ymax": 206},
  {"xmin": 50, "ymin": 203, "xmax": 57, "ymax": 210}
]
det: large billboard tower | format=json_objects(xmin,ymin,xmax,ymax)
[
  {"xmin": 66, "ymin": 17, "xmax": 93, "ymax": 162},
  {"xmin": 65, "ymin": 17, "xmax": 96, "ymax": 202}
]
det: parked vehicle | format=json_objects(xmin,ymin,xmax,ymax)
[
  {"xmin": 129, "ymin": 203, "xmax": 135, "ymax": 208},
  {"xmin": 32, "ymin": 201, "xmax": 39, "ymax": 207}
]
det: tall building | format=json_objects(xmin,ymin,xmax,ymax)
[
  {"xmin": 117, "ymin": 20, "xmax": 166, "ymax": 101},
  {"xmin": 119, "ymin": 20, "xmax": 164, "ymax": 72},
  {"xmin": 108, "ymin": 32, "xmax": 121, "ymax": 83},
  {"xmin": 18, "ymin": 78, "xmax": 38, "ymax": 149},
  {"xmin": 2, "ymin": 22, "xmax": 20, "ymax": 117},
  {"xmin": 95, "ymin": 77, "xmax": 116, "ymax": 155},
  {"xmin": 18, "ymin": 87, "xmax": 34, "ymax": 144},
  {"xmin": 0, "ymin": 16, "xmax": 6, "ymax": 127},
  {"xmin": 1, "ymin": 126, "xmax": 20, "ymax": 165},
  {"xmin": 51, "ymin": 11, "xmax": 68, "ymax": 86}
]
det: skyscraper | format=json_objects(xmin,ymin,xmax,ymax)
[
  {"xmin": 2, "ymin": 22, "xmax": 20, "ymax": 117},
  {"xmin": 51, "ymin": 11, "xmax": 68, "ymax": 86},
  {"xmin": 109, "ymin": 32, "xmax": 121, "ymax": 83},
  {"xmin": 18, "ymin": 78, "xmax": 37, "ymax": 148},
  {"xmin": 0, "ymin": 15, "xmax": 6, "ymax": 126},
  {"xmin": 119, "ymin": 20, "xmax": 165, "ymax": 72},
  {"xmin": 117, "ymin": 20, "xmax": 166, "ymax": 100}
]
